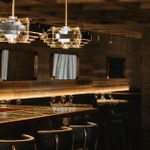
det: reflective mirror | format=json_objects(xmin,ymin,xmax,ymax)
[{"xmin": 0, "ymin": 49, "xmax": 38, "ymax": 81}]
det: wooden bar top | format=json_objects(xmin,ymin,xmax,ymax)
[{"xmin": 0, "ymin": 105, "xmax": 97, "ymax": 125}]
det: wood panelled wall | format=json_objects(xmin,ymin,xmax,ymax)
[{"xmin": 0, "ymin": 32, "xmax": 141, "ymax": 100}]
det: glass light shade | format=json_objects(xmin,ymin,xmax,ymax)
[
  {"xmin": 4, "ymin": 33, "xmax": 18, "ymax": 43},
  {"xmin": 0, "ymin": 16, "xmax": 25, "ymax": 43},
  {"xmin": 41, "ymin": 26, "xmax": 89, "ymax": 49},
  {"xmin": 40, "ymin": 0, "xmax": 90, "ymax": 49},
  {"xmin": 0, "ymin": 16, "xmax": 40, "ymax": 43}
]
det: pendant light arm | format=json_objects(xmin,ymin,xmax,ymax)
[
  {"xmin": 12, "ymin": 0, "xmax": 15, "ymax": 17},
  {"xmin": 65, "ymin": 0, "xmax": 68, "ymax": 26}
]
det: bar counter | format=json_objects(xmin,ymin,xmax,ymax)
[{"xmin": 0, "ymin": 104, "xmax": 97, "ymax": 125}]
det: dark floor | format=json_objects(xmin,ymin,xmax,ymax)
[
  {"xmin": 139, "ymin": 130, "xmax": 150, "ymax": 150},
  {"xmin": 96, "ymin": 124, "xmax": 150, "ymax": 150}
]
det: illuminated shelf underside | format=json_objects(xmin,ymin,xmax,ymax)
[{"xmin": 0, "ymin": 85, "xmax": 129, "ymax": 100}]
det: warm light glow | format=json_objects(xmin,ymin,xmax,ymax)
[{"xmin": 0, "ymin": 85, "xmax": 129, "ymax": 100}]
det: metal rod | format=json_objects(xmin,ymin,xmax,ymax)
[
  {"xmin": 65, "ymin": 0, "xmax": 68, "ymax": 26},
  {"xmin": 12, "ymin": 0, "xmax": 15, "ymax": 17}
]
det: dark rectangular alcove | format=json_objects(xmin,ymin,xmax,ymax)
[
  {"xmin": 107, "ymin": 57, "xmax": 126, "ymax": 78},
  {"xmin": 0, "ymin": 49, "xmax": 37, "ymax": 81}
]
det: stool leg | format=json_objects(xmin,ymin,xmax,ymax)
[
  {"xmin": 12, "ymin": 145, "xmax": 16, "ymax": 150},
  {"xmin": 83, "ymin": 129, "xmax": 87, "ymax": 150},
  {"xmin": 55, "ymin": 134, "xmax": 59, "ymax": 150},
  {"xmin": 72, "ymin": 134, "xmax": 75, "ymax": 150}
]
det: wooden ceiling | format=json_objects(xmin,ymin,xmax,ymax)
[{"xmin": 0, "ymin": 0, "xmax": 150, "ymax": 38}]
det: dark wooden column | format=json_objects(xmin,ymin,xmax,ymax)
[{"xmin": 141, "ymin": 27, "xmax": 150, "ymax": 129}]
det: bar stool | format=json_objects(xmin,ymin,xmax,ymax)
[
  {"xmin": 0, "ymin": 134, "xmax": 35, "ymax": 150},
  {"xmin": 36, "ymin": 126, "xmax": 73, "ymax": 150},
  {"xmin": 69, "ymin": 122, "xmax": 98, "ymax": 150}
]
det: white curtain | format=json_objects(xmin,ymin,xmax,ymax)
[
  {"xmin": 1, "ymin": 50, "xmax": 9, "ymax": 80},
  {"xmin": 52, "ymin": 53, "xmax": 77, "ymax": 80}
]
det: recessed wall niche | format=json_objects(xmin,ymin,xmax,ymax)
[
  {"xmin": 50, "ymin": 53, "xmax": 79, "ymax": 80},
  {"xmin": 0, "ymin": 49, "xmax": 38, "ymax": 81},
  {"xmin": 107, "ymin": 57, "xmax": 126, "ymax": 79}
]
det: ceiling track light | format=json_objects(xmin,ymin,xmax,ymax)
[
  {"xmin": 0, "ymin": 0, "xmax": 41, "ymax": 44},
  {"xmin": 40, "ymin": 0, "xmax": 90, "ymax": 49}
]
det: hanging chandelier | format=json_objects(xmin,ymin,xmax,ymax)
[
  {"xmin": 0, "ymin": 0, "xmax": 40, "ymax": 44},
  {"xmin": 41, "ymin": 0, "xmax": 90, "ymax": 49}
]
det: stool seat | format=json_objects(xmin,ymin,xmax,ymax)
[
  {"xmin": 0, "ymin": 134, "xmax": 35, "ymax": 150},
  {"xmin": 69, "ymin": 122, "xmax": 98, "ymax": 150},
  {"xmin": 36, "ymin": 126, "xmax": 73, "ymax": 150}
]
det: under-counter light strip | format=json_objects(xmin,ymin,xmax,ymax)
[{"xmin": 0, "ymin": 85, "xmax": 129, "ymax": 101}]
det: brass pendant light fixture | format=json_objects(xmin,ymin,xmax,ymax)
[
  {"xmin": 0, "ymin": 0, "xmax": 40, "ymax": 44},
  {"xmin": 41, "ymin": 0, "xmax": 90, "ymax": 49}
]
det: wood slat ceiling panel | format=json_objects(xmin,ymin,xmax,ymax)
[{"xmin": 0, "ymin": 0, "xmax": 149, "ymax": 38}]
